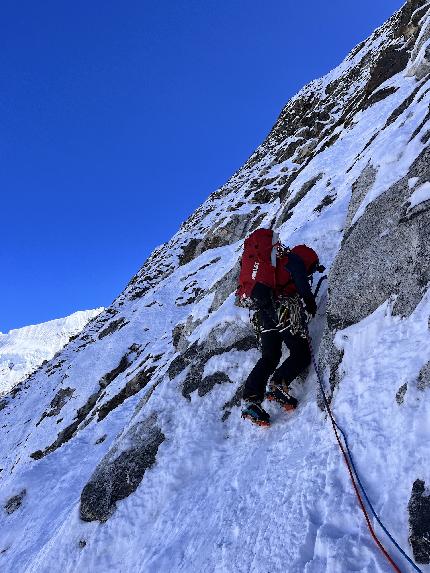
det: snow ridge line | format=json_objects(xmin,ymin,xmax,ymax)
[{"xmin": 307, "ymin": 334, "xmax": 421, "ymax": 573}]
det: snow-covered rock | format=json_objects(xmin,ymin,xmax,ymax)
[
  {"xmin": 1, "ymin": 2, "xmax": 430, "ymax": 572},
  {"xmin": 406, "ymin": 3, "xmax": 430, "ymax": 78},
  {"xmin": 0, "ymin": 309, "xmax": 103, "ymax": 397}
]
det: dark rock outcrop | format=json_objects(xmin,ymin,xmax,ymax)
[
  {"xmin": 395, "ymin": 382, "xmax": 408, "ymax": 404},
  {"xmin": 4, "ymin": 489, "xmax": 26, "ymax": 515},
  {"xmin": 314, "ymin": 193, "xmax": 336, "ymax": 213},
  {"xmin": 30, "ymin": 390, "xmax": 100, "ymax": 460},
  {"xmin": 199, "ymin": 372, "xmax": 232, "ymax": 397},
  {"xmin": 175, "ymin": 280, "xmax": 204, "ymax": 307},
  {"xmin": 36, "ymin": 387, "xmax": 75, "ymax": 426},
  {"xmin": 279, "ymin": 173, "xmax": 323, "ymax": 215},
  {"xmin": 98, "ymin": 318, "xmax": 128, "ymax": 340},
  {"xmin": 30, "ymin": 346, "xmax": 143, "ymax": 459},
  {"xmin": 406, "ymin": 3, "xmax": 430, "ymax": 79},
  {"xmin": 408, "ymin": 479, "xmax": 430, "ymax": 564},
  {"xmin": 172, "ymin": 322, "xmax": 186, "ymax": 351},
  {"xmin": 417, "ymin": 361, "xmax": 430, "ymax": 390},
  {"xmin": 316, "ymin": 328, "xmax": 344, "ymax": 408},
  {"xmin": 362, "ymin": 86, "xmax": 399, "ymax": 110},
  {"xmin": 80, "ymin": 415, "xmax": 164, "ymax": 522},
  {"xmin": 222, "ymin": 384, "xmax": 245, "ymax": 421},
  {"xmin": 97, "ymin": 365, "xmax": 156, "ymax": 421},
  {"xmin": 168, "ymin": 321, "xmax": 257, "ymax": 400},
  {"xmin": 99, "ymin": 355, "xmax": 131, "ymax": 388},
  {"xmin": 364, "ymin": 44, "xmax": 409, "ymax": 96},
  {"xmin": 179, "ymin": 238, "xmax": 203, "ymax": 266},
  {"xmin": 198, "ymin": 213, "xmax": 251, "ymax": 252}
]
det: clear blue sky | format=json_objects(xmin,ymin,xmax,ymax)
[{"xmin": 1, "ymin": 0, "xmax": 402, "ymax": 332}]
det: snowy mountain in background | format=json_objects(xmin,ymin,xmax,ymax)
[
  {"xmin": 0, "ymin": 310, "xmax": 103, "ymax": 397},
  {"xmin": 1, "ymin": 1, "xmax": 430, "ymax": 572}
]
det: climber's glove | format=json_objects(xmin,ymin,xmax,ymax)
[{"xmin": 303, "ymin": 295, "xmax": 317, "ymax": 317}]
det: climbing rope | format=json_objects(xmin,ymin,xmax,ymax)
[{"xmin": 307, "ymin": 334, "xmax": 423, "ymax": 573}]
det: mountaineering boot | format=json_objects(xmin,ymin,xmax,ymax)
[
  {"xmin": 266, "ymin": 385, "xmax": 298, "ymax": 412},
  {"xmin": 241, "ymin": 402, "xmax": 271, "ymax": 427}
]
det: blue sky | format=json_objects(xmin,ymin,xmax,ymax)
[{"xmin": 1, "ymin": 0, "xmax": 402, "ymax": 332}]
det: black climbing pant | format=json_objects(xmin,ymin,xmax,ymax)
[{"xmin": 242, "ymin": 326, "xmax": 311, "ymax": 404}]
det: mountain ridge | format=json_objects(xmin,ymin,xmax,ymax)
[{"xmin": 0, "ymin": 309, "xmax": 103, "ymax": 398}]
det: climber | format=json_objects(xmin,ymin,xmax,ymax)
[{"xmin": 236, "ymin": 228, "xmax": 322, "ymax": 427}]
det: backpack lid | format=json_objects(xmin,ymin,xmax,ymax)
[{"xmin": 290, "ymin": 245, "xmax": 319, "ymax": 274}]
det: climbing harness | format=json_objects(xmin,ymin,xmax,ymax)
[
  {"xmin": 307, "ymin": 334, "xmax": 423, "ymax": 573},
  {"xmin": 250, "ymin": 272, "xmax": 326, "ymax": 348},
  {"xmin": 250, "ymin": 294, "xmax": 308, "ymax": 347}
]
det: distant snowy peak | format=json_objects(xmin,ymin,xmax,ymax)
[{"xmin": 0, "ymin": 309, "xmax": 103, "ymax": 396}]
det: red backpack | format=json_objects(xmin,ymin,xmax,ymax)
[{"xmin": 236, "ymin": 228, "xmax": 279, "ymax": 306}]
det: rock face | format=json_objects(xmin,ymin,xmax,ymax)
[
  {"xmin": 320, "ymin": 138, "xmax": 430, "ymax": 391},
  {"xmin": 80, "ymin": 415, "xmax": 164, "ymax": 522},
  {"xmin": 408, "ymin": 479, "xmax": 430, "ymax": 564},
  {"xmin": 328, "ymin": 145, "xmax": 430, "ymax": 331}
]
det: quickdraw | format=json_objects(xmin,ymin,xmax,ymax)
[{"xmin": 277, "ymin": 294, "xmax": 308, "ymax": 339}]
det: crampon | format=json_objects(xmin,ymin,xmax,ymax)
[
  {"xmin": 266, "ymin": 386, "xmax": 298, "ymax": 412},
  {"xmin": 241, "ymin": 403, "xmax": 271, "ymax": 427}
]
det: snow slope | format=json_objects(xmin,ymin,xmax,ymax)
[
  {"xmin": 1, "ymin": 2, "xmax": 430, "ymax": 572},
  {"xmin": 0, "ymin": 309, "xmax": 103, "ymax": 397}
]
